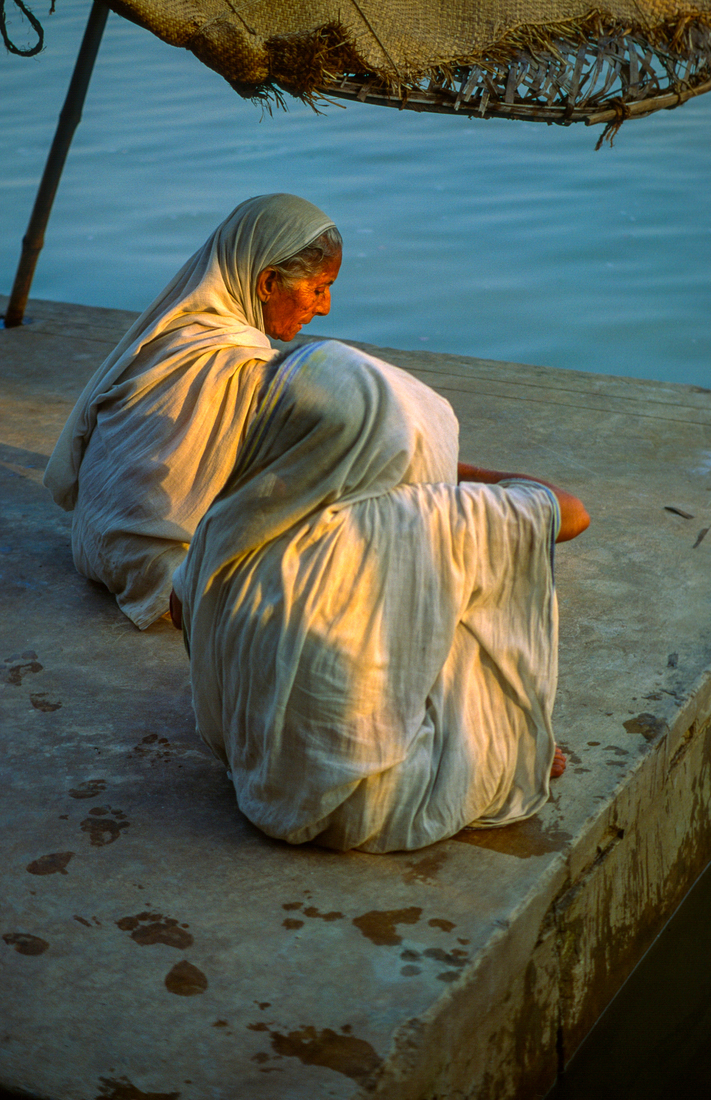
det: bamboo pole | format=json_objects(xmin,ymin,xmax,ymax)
[{"xmin": 3, "ymin": 0, "xmax": 110, "ymax": 328}]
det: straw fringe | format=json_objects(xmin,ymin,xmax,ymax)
[
  {"xmin": 217, "ymin": 8, "xmax": 711, "ymax": 137},
  {"xmin": 101, "ymin": 0, "xmax": 711, "ymax": 130}
]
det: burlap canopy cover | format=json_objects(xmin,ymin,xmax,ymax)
[{"xmin": 107, "ymin": 0, "xmax": 711, "ymax": 127}]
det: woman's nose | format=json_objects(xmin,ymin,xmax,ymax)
[{"xmin": 315, "ymin": 289, "xmax": 331, "ymax": 316}]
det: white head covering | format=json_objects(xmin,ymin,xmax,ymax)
[{"xmin": 44, "ymin": 193, "xmax": 338, "ymax": 510}]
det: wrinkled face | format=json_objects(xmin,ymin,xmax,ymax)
[{"xmin": 257, "ymin": 252, "xmax": 342, "ymax": 342}]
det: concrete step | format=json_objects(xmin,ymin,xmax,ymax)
[{"xmin": 1, "ymin": 296, "xmax": 710, "ymax": 1100}]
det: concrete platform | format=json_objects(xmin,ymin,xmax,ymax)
[{"xmin": 1, "ymin": 295, "xmax": 710, "ymax": 1100}]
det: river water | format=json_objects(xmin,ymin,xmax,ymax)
[
  {"xmin": 1, "ymin": 0, "xmax": 710, "ymax": 386},
  {"xmin": 1, "ymin": 6, "xmax": 711, "ymax": 1096}
]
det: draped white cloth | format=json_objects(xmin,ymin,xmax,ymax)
[
  {"xmin": 174, "ymin": 340, "xmax": 561, "ymax": 853},
  {"xmin": 43, "ymin": 193, "xmax": 336, "ymax": 628}
]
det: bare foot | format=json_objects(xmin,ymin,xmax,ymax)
[{"xmin": 551, "ymin": 746, "xmax": 567, "ymax": 778}]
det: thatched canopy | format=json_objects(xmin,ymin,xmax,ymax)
[
  {"xmin": 9, "ymin": 0, "xmax": 711, "ymax": 134},
  {"xmin": 104, "ymin": 0, "xmax": 711, "ymax": 136}
]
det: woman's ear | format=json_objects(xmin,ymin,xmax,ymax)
[{"xmin": 256, "ymin": 267, "xmax": 278, "ymax": 303}]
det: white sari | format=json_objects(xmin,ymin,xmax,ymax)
[
  {"xmin": 43, "ymin": 194, "xmax": 336, "ymax": 628},
  {"xmin": 174, "ymin": 341, "xmax": 561, "ymax": 853}
]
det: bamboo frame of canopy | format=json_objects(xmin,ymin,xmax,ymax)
[{"xmin": 320, "ymin": 42, "xmax": 711, "ymax": 141}]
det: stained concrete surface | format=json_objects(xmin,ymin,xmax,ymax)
[{"xmin": 1, "ymin": 295, "xmax": 710, "ymax": 1100}]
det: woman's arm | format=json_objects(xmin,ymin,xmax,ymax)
[{"xmin": 457, "ymin": 462, "xmax": 590, "ymax": 543}]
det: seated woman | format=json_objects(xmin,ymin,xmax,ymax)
[
  {"xmin": 43, "ymin": 193, "xmax": 342, "ymax": 629},
  {"xmin": 172, "ymin": 340, "xmax": 589, "ymax": 853}
]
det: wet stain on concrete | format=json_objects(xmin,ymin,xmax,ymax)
[
  {"xmin": 604, "ymin": 745, "xmax": 629, "ymax": 755},
  {"xmin": 352, "ymin": 907, "xmax": 423, "ymax": 946},
  {"xmin": 428, "ymin": 917, "xmax": 456, "ymax": 932},
  {"xmin": 281, "ymin": 900, "xmax": 342, "ymax": 921},
  {"xmin": 269, "ymin": 1026, "xmax": 382, "ymax": 1083},
  {"xmin": 212, "ymin": 1020, "xmax": 228, "ymax": 1028},
  {"xmin": 454, "ymin": 815, "xmax": 572, "ymax": 858},
  {"xmin": 4, "ymin": 659, "xmax": 42, "ymax": 685},
  {"xmin": 403, "ymin": 848, "xmax": 448, "ymax": 885},
  {"xmin": 3, "ymin": 932, "xmax": 49, "ymax": 955},
  {"xmin": 281, "ymin": 900, "xmax": 341, "ymax": 927},
  {"xmin": 74, "ymin": 916, "xmax": 92, "ymax": 927},
  {"xmin": 80, "ymin": 808, "xmax": 130, "ymax": 846},
  {"xmin": 423, "ymin": 946, "xmax": 468, "ymax": 969},
  {"xmin": 436, "ymin": 971, "xmax": 461, "ymax": 982},
  {"xmin": 26, "ymin": 851, "xmax": 74, "ymax": 875},
  {"xmin": 401, "ymin": 965, "xmax": 421, "ymax": 976},
  {"xmin": 95, "ymin": 1076, "xmax": 180, "ymax": 1100},
  {"xmin": 303, "ymin": 906, "xmax": 343, "ymax": 921},
  {"xmin": 116, "ymin": 913, "xmax": 193, "ymax": 949},
  {"xmin": 29, "ymin": 692, "xmax": 62, "ymax": 712},
  {"xmin": 69, "ymin": 779, "xmax": 107, "ymax": 799},
  {"xmin": 248, "ymin": 1022, "xmax": 269, "ymax": 1031},
  {"xmin": 623, "ymin": 712, "xmax": 666, "ymax": 740},
  {"xmin": 132, "ymin": 733, "xmax": 173, "ymax": 764},
  {"xmin": 164, "ymin": 960, "xmax": 208, "ymax": 996}
]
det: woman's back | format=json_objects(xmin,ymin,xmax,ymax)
[
  {"xmin": 72, "ymin": 340, "xmax": 271, "ymax": 627},
  {"xmin": 177, "ymin": 341, "xmax": 562, "ymax": 853}
]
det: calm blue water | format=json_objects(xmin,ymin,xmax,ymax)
[{"xmin": 1, "ymin": 0, "xmax": 710, "ymax": 385}]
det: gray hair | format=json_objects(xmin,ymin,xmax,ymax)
[{"xmin": 271, "ymin": 226, "xmax": 343, "ymax": 289}]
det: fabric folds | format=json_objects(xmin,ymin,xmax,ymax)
[
  {"xmin": 43, "ymin": 193, "xmax": 337, "ymax": 627},
  {"xmin": 176, "ymin": 340, "xmax": 561, "ymax": 853}
]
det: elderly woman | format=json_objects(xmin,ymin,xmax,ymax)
[
  {"xmin": 44, "ymin": 194, "xmax": 342, "ymax": 628},
  {"xmin": 172, "ymin": 340, "xmax": 588, "ymax": 853}
]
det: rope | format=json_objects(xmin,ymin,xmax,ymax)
[
  {"xmin": 594, "ymin": 96, "xmax": 629, "ymax": 147},
  {"xmin": 0, "ymin": 0, "xmax": 44, "ymax": 57}
]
